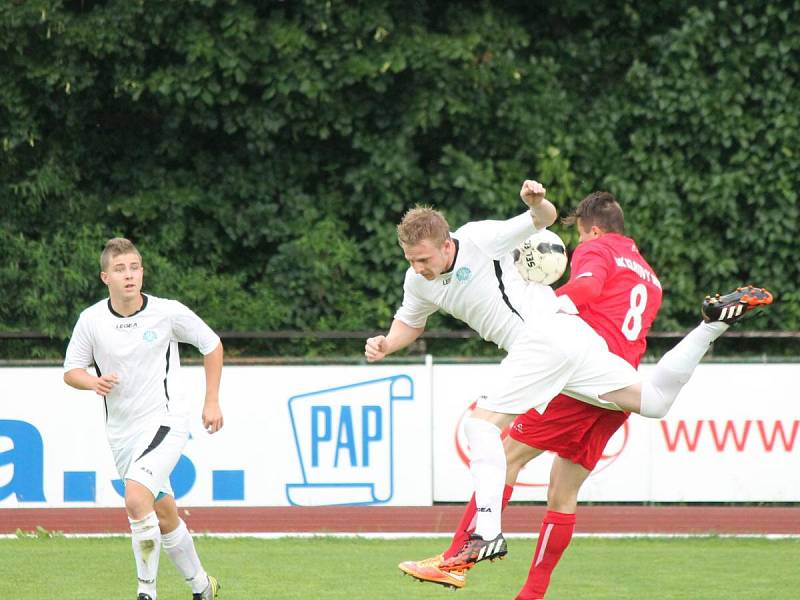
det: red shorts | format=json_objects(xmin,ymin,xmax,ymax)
[{"xmin": 508, "ymin": 393, "xmax": 628, "ymax": 471}]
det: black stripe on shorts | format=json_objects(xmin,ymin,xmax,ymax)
[{"xmin": 136, "ymin": 425, "xmax": 172, "ymax": 461}]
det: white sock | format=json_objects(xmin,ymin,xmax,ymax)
[
  {"xmin": 640, "ymin": 321, "xmax": 728, "ymax": 417},
  {"xmin": 129, "ymin": 512, "xmax": 161, "ymax": 598},
  {"xmin": 161, "ymin": 519, "xmax": 209, "ymax": 594},
  {"xmin": 464, "ymin": 417, "xmax": 505, "ymax": 540}
]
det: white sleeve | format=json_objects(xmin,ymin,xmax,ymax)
[
  {"xmin": 455, "ymin": 212, "xmax": 538, "ymax": 259},
  {"xmin": 168, "ymin": 301, "xmax": 221, "ymax": 355},
  {"xmin": 64, "ymin": 312, "xmax": 94, "ymax": 371},
  {"xmin": 393, "ymin": 270, "xmax": 438, "ymax": 329}
]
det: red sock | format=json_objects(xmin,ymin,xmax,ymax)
[
  {"xmin": 516, "ymin": 510, "xmax": 576, "ymax": 599},
  {"xmin": 443, "ymin": 484, "xmax": 513, "ymax": 559}
]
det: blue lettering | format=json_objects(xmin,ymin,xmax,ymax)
[
  {"xmin": 334, "ymin": 406, "xmax": 356, "ymax": 467},
  {"xmin": 0, "ymin": 420, "xmax": 46, "ymax": 501},
  {"xmin": 308, "ymin": 405, "xmax": 384, "ymax": 469},
  {"xmin": 361, "ymin": 406, "xmax": 382, "ymax": 467},
  {"xmin": 311, "ymin": 406, "xmax": 331, "ymax": 467}
]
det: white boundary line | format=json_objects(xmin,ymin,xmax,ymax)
[{"xmin": 2, "ymin": 532, "xmax": 799, "ymax": 540}]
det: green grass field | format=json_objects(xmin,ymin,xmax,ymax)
[{"xmin": 1, "ymin": 535, "xmax": 798, "ymax": 599}]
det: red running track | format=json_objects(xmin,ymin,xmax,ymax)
[{"xmin": 2, "ymin": 505, "xmax": 798, "ymax": 535}]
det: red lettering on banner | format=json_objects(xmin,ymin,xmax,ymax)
[
  {"xmin": 757, "ymin": 420, "xmax": 799, "ymax": 451},
  {"xmin": 661, "ymin": 420, "xmax": 799, "ymax": 452},
  {"xmin": 708, "ymin": 421, "xmax": 751, "ymax": 451},
  {"xmin": 660, "ymin": 420, "xmax": 704, "ymax": 451}
]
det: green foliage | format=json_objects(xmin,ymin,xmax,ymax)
[
  {"xmin": 591, "ymin": 1, "xmax": 800, "ymax": 329},
  {"xmin": 1, "ymin": 0, "xmax": 798, "ymax": 357}
]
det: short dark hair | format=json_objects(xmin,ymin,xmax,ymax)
[{"xmin": 562, "ymin": 191, "xmax": 624, "ymax": 234}]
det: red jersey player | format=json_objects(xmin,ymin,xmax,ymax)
[{"xmin": 400, "ymin": 191, "xmax": 664, "ymax": 598}]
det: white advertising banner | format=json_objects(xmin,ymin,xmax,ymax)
[
  {"xmin": 0, "ymin": 365, "xmax": 432, "ymax": 508},
  {"xmin": 433, "ymin": 363, "xmax": 800, "ymax": 502},
  {"xmin": 1, "ymin": 363, "xmax": 797, "ymax": 507}
]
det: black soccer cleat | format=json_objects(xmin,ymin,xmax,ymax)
[
  {"xmin": 701, "ymin": 285, "xmax": 773, "ymax": 324},
  {"xmin": 439, "ymin": 533, "xmax": 507, "ymax": 572},
  {"xmin": 137, "ymin": 594, "xmax": 153, "ymax": 600}
]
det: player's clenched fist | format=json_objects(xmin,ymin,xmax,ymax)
[
  {"xmin": 364, "ymin": 335, "xmax": 388, "ymax": 362},
  {"xmin": 520, "ymin": 179, "xmax": 546, "ymax": 207}
]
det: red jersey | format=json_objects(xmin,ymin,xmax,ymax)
[{"xmin": 556, "ymin": 233, "xmax": 662, "ymax": 367}]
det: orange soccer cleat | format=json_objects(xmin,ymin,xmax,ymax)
[{"xmin": 399, "ymin": 554, "xmax": 467, "ymax": 589}]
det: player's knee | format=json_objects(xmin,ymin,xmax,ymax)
[
  {"xmin": 546, "ymin": 475, "xmax": 581, "ymax": 512},
  {"xmin": 639, "ymin": 380, "xmax": 670, "ymax": 418},
  {"xmin": 547, "ymin": 487, "xmax": 579, "ymax": 513},
  {"xmin": 124, "ymin": 480, "xmax": 155, "ymax": 518},
  {"xmin": 463, "ymin": 416, "xmax": 502, "ymax": 441},
  {"xmin": 155, "ymin": 505, "xmax": 178, "ymax": 530},
  {"xmin": 125, "ymin": 500, "xmax": 152, "ymax": 520},
  {"xmin": 641, "ymin": 404, "xmax": 669, "ymax": 419}
]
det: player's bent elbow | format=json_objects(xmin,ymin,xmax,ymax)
[{"xmin": 63, "ymin": 369, "xmax": 80, "ymax": 389}]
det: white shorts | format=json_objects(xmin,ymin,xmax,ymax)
[
  {"xmin": 478, "ymin": 313, "xmax": 640, "ymax": 414},
  {"xmin": 111, "ymin": 414, "xmax": 189, "ymax": 498}
]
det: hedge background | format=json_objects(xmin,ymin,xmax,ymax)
[{"xmin": 2, "ymin": 0, "xmax": 798, "ymax": 358}]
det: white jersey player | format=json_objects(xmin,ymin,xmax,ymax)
[
  {"xmin": 365, "ymin": 179, "xmax": 773, "ymax": 573},
  {"xmin": 64, "ymin": 237, "xmax": 222, "ymax": 600},
  {"xmin": 394, "ymin": 211, "xmax": 559, "ymax": 352}
]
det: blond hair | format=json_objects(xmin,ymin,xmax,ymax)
[
  {"xmin": 396, "ymin": 206, "xmax": 451, "ymax": 246},
  {"xmin": 100, "ymin": 237, "xmax": 141, "ymax": 270}
]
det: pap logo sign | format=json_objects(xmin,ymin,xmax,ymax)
[{"xmin": 285, "ymin": 375, "xmax": 413, "ymax": 506}]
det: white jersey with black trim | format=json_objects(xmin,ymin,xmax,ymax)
[
  {"xmin": 64, "ymin": 294, "xmax": 220, "ymax": 447},
  {"xmin": 394, "ymin": 212, "xmax": 559, "ymax": 352}
]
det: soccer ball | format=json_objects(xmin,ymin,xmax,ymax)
[{"xmin": 513, "ymin": 229, "xmax": 568, "ymax": 285}]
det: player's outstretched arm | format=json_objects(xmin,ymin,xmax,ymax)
[
  {"xmin": 365, "ymin": 319, "xmax": 424, "ymax": 363},
  {"xmin": 202, "ymin": 341, "xmax": 224, "ymax": 434},
  {"xmin": 64, "ymin": 368, "xmax": 119, "ymax": 397},
  {"xmin": 520, "ymin": 180, "xmax": 557, "ymax": 229}
]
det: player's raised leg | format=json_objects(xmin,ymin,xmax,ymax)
[
  {"xmin": 638, "ymin": 285, "xmax": 773, "ymax": 417},
  {"xmin": 608, "ymin": 286, "xmax": 773, "ymax": 418}
]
